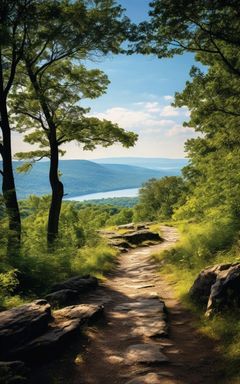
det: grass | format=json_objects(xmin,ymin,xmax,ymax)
[
  {"xmin": 0, "ymin": 241, "xmax": 118, "ymax": 310},
  {"xmin": 71, "ymin": 244, "xmax": 118, "ymax": 279},
  {"xmin": 148, "ymin": 222, "xmax": 162, "ymax": 235},
  {"xmin": 152, "ymin": 218, "xmax": 240, "ymax": 383}
]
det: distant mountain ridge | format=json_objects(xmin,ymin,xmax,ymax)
[
  {"xmin": 93, "ymin": 157, "xmax": 188, "ymax": 170},
  {"xmin": 0, "ymin": 158, "xmax": 185, "ymax": 200}
]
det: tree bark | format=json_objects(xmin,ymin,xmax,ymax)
[
  {"xmin": 47, "ymin": 133, "xmax": 64, "ymax": 245},
  {"xmin": 0, "ymin": 91, "xmax": 21, "ymax": 253},
  {"xmin": 26, "ymin": 63, "xmax": 63, "ymax": 245}
]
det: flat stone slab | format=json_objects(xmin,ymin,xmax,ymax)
[
  {"xmin": 125, "ymin": 344, "xmax": 168, "ymax": 364},
  {"xmin": 0, "ymin": 300, "xmax": 51, "ymax": 359},
  {"xmin": 126, "ymin": 373, "xmax": 163, "ymax": 384},
  {"xmin": 132, "ymin": 321, "xmax": 168, "ymax": 338},
  {"xmin": 11, "ymin": 304, "xmax": 103, "ymax": 360},
  {"xmin": 114, "ymin": 299, "xmax": 165, "ymax": 312},
  {"xmin": 127, "ymin": 307, "xmax": 165, "ymax": 318},
  {"xmin": 54, "ymin": 303, "xmax": 103, "ymax": 322}
]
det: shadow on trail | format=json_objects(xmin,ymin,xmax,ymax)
[{"xmin": 28, "ymin": 229, "xmax": 225, "ymax": 384}]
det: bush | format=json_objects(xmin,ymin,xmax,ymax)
[
  {"xmin": 0, "ymin": 196, "xmax": 125, "ymax": 304},
  {"xmin": 162, "ymin": 216, "xmax": 238, "ymax": 271},
  {"xmin": 71, "ymin": 243, "xmax": 117, "ymax": 278}
]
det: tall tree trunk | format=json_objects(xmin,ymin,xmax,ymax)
[
  {"xmin": 47, "ymin": 134, "xmax": 64, "ymax": 245},
  {"xmin": 0, "ymin": 93, "xmax": 21, "ymax": 254},
  {"xmin": 26, "ymin": 64, "xmax": 63, "ymax": 245}
]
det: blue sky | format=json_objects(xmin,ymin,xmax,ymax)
[{"xmin": 12, "ymin": 0, "xmax": 197, "ymax": 160}]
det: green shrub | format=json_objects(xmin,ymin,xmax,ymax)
[
  {"xmin": 0, "ymin": 270, "xmax": 20, "ymax": 309},
  {"xmin": 71, "ymin": 243, "xmax": 117, "ymax": 278},
  {"xmin": 161, "ymin": 216, "xmax": 238, "ymax": 271}
]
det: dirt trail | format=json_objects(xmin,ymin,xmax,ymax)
[{"xmin": 30, "ymin": 226, "xmax": 222, "ymax": 384}]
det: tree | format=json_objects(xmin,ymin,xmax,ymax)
[
  {"xmin": 172, "ymin": 49, "xmax": 240, "ymax": 220},
  {"xmin": 134, "ymin": 176, "xmax": 186, "ymax": 221},
  {"xmin": 137, "ymin": 0, "xmax": 240, "ymax": 76},
  {"xmin": 0, "ymin": 0, "xmax": 37, "ymax": 252},
  {"xmin": 135, "ymin": 1, "xmax": 240, "ymax": 222},
  {"xmin": 13, "ymin": 61, "xmax": 137, "ymax": 244},
  {"xmin": 10, "ymin": 0, "xmax": 137, "ymax": 244}
]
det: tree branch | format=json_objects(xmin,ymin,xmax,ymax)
[
  {"xmin": 4, "ymin": 11, "xmax": 28, "ymax": 96},
  {"xmin": 35, "ymin": 48, "xmax": 78, "ymax": 77},
  {"xmin": 210, "ymin": 37, "xmax": 240, "ymax": 76}
]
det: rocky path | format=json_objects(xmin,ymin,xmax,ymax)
[{"xmin": 30, "ymin": 226, "xmax": 221, "ymax": 384}]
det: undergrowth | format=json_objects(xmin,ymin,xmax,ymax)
[
  {"xmin": 153, "ymin": 217, "xmax": 240, "ymax": 383},
  {"xmin": 0, "ymin": 197, "xmax": 122, "ymax": 310}
]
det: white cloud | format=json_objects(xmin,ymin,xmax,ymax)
[
  {"xmin": 91, "ymin": 105, "xmax": 182, "ymax": 133},
  {"xmin": 163, "ymin": 95, "xmax": 174, "ymax": 101},
  {"xmin": 12, "ymin": 101, "xmax": 194, "ymax": 160},
  {"xmin": 144, "ymin": 102, "xmax": 161, "ymax": 113},
  {"xmin": 160, "ymin": 105, "xmax": 180, "ymax": 117},
  {"xmin": 165, "ymin": 124, "xmax": 195, "ymax": 137},
  {"xmin": 90, "ymin": 103, "xmax": 192, "ymax": 138},
  {"xmin": 91, "ymin": 107, "xmax": 155, "ymax": 130}
]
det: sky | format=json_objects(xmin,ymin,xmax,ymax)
[{"xmin": 12, "ymin": 0, "xmax": 197, "ymax": 160}]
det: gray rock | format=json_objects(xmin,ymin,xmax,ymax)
[
  {"xmin": 117, "ymin": 223, "xmax": 148, "ymax": 231},
  {"xmin": 128, "ymin": 307, "xmax": 165, "ymax": 318},
  {"xmin": 125, "ymin": 344, "xmax": 168, "ymax": 364},
  {"xmin": 45, "ymin": 289, "xmax": 79, "ymax": 307},
  {"xmin": 0, "ymin": 361, "xmax": 27, "ymax": 384},
  {"xmin": 189, "ymin": 263, "xmax": 239, "ymax": 304},
  {"xmin": 206, "ymin": 264, "xmax": 240, "ymax": 316},
  {"xmin": 109, "ymin": 239, "xmax": 133, "ymax": 249},
  {"xmin": 101, "ymin": 225, "xmax": 161, "ymax": 250},
  {"xmin": 54, "ymin": 303, "xmax": 103, "ymax": 323},
  {"xmin": 12, "ymin": 304, "xmax": 104, "ymax": 360},
  {"xmin": 190, "ymin": 262, "xmax": 240, "ymax": 315},
  {"xmin": 0, "ymin": 300, "xmax": 51, "ymax": 359},
  {"xmin": 50, "ymin": 275, "xmax": 98, "ymax": 294},
  {"xmin": 132, "ymin": 322, "xmax": 168, "ymax": 338},
  {"xmin": 114, "ymin": 299, "xmax": 165, "ymax": 311},
  {"xmin": 123, "ymin": 230, "xmax": 162, "ymax": 245},
  {"xmin": 117, "ymin": 223, "xmax": 135, "ymax": 230},
  {"xmin": 189, "ymin": 265, "xmax": 219, "ymax": 304}
]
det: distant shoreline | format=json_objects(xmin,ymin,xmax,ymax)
[{"xmin": 64, "ymin": 187, "xmax": 139, "ymax": 202}]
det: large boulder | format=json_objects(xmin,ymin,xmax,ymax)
[
  {"xmin": 206, "ymin": 264, "xmax": 240, "ymax": 316},
  {"xmin": 123, "ymin": 230, "xmax": 162, "ymax": 245},
  {"xmin": 45, "ymin": 289, "xmax": 79, "ymax": 307},
  {"xmin": 0, "ymin": 300, "xmax": 51, "ymax": 359},
  {"xmin": 189, "ymin": 265, "xmax": 220, "ymax": 304},
  {"xmin": 189, "ymin": 263, "xmax": 240, "ymax": 316},
  {"xmin": 12, "ymin": 304, "xmax": 104, "ymax": 360},
  {"xmin": 50, "ymin": 275, "xmax": 98, "ymax": 294},
  {"xmin": 100, "ymin": 223, "xmax": 162, "ymax": 251}
]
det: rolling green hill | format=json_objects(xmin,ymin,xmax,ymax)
[{"xmin": 0, "ymin": 159, "xmax": 183, "ymax": 200}]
